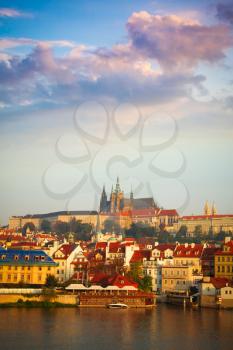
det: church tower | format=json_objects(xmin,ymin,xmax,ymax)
[
  {"xmin": 212, "ymin": 202, "xmax": 217, "ymax": 216},
  {"xmin": 100, "ymin": 185, "xmax": 108, "ymax": 212},
  {"xmin": 204, "ymin": 201, "xmax": 211, "ymax": 215}
]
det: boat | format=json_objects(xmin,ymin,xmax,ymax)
[{"xmin": 107, "ymin": 303, "xmax": 128, "ymax": 309}]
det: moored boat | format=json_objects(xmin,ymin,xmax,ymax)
[{"xmin": 107, "ymin": 303, "xmax": 128, "ymax": 309}]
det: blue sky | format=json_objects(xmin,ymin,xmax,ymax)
[{"xmin": 0, "ymin": 0, "xmax": 233, "ymax": 224}]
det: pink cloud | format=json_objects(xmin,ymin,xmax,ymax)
[
  {"xmin": 0, "ymin": 8, "xmax": 31, "ymax": 18},
  {"xmin": 127, "ymin": 11, "xmax": 233, "ymax": 71}
]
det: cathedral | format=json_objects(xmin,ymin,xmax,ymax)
[{"xmin": 99, "ymin": 177, "xmax": 157, "ymax": 213}]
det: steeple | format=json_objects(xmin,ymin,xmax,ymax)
[
  {"xmin": 212, "ymin": 202, "xmax": 217, "ymax": 216},
  {"xmin": 99, "ymin": 185, "xmax": 107, "ymax": 212},
  {"xmin": 204, "ymin": 201, "xmax": 211, "ymax": 215}
]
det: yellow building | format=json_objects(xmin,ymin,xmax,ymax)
[
  {"xmin": 161, "ymin": 243, "xmax": 204, "ymax": 294},
  {"xmin": 162, "ymin": 264, "xmax": 201, "ymax": 294},
  {"xmin": 215, "ymin": 241, "xmax": 233, "ymax": 280},
  {"xmin": 0, "ymin": 249, "xmax": 57, "ymax": 285},
  {"xmin": 177, "ymin": 202, "xmax": 233, "ymax": 235}
]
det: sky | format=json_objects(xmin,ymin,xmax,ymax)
[{"xmin": 0, "ymin": 0, "xmax": 233, "ymax": 224}]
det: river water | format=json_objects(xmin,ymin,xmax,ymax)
[{"xmin": 0, "ymin": 305, "xmax": 232, "ymax": 350}]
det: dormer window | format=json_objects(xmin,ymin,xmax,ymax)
[
  {"xmin": 41, "ymin": 256, "xmax": 45, "ymax": 261},
  {"xmin": 25, "ymin": 255, "xmax": 29, "ymax": 261},
  {"xmin": 34, "ymin": 256, "xmax": 39, "ymax": 261},
  {"xmin": 14, "ymin": 255, "xmax": 19, "ymax": 261},
  {"xmin": 1, "ymin": 255, "xmax": 6, "ymax": 260}
]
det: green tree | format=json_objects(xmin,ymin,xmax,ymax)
[
  {"xmin": 125, "ymin": 223, "xmax": 156, "ymax": 238},
  {"xmin": 40, "ymin": 219, "xmax": 51, "ymax": 233},
  {"xmin": 177, "ymin": 225, "xmax": 188, "ymax": 238},
  {"xmin": 52, "ymin": 221, "xmax": 69, "ymax": 235},
  {"xmin": 22, "ymin": 222, "xmax": 36, "ymax": 235},
  {"xmin": 194, "ymin": 225, "xmax": 202, "ymax": 237},
  {"xmin": 103, "ymin": 219, "xmax": 121, "ymax": 234},
  {"xmin": 45, "ymin": 274, "xmax": 58, "ymax": 288},
  {"xmin": 139, "ymin": 275, "xmax": 152, "ymax": 292}
]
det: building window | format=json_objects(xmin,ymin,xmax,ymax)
[
  {"xmin": 38, "ymin": 267, "xmax": 42, "ymax": 271},
  {"xmin": 222, "ymin": 266, "xmax": 225, "ymax": 273},
  {"xmin": 0, "ymin": 274, "xmax": 2, "ymax": 281},
  {"xmin": 7, "ymin": 274, "xmax": 11, "ymax": 281},
  {"xmin": 217, "ymin": 266, "xmax": 220, "ymax": 272}
]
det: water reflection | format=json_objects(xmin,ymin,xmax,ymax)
[{"xmin": 0, "ymin": 306, "xmax": 232, "ymax": 350}]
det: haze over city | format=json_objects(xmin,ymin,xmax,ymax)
[{"xmin": 0, "ymin": 0, "xmax": 233, "ymax": 225}]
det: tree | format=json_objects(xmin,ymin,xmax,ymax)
[
  {"xmin": 52, "ymin": 220, "xmax": 69, "ymax": 235},
  {"xmin": 177, "ymin": 225, "xmax": 188, "ymax": 238},
  {"xmin": 40, "ymin": 220, "xmax": 51, "ymax": 233},
  {"xmin": 22, "ymin": 222, "xmax": 36, "ymax": 236},
  {"xmin": 128, "ymin": 262, "xmax": 143, "ymax": 282},
  {"xmin": 45, "ymin": 274, "xmax": 58, "ymax": 288},
  {"xmin": 125, "ymin": 223, "xmax": 156, "ymax": 238},
  {"xmin": 103, "ymin": 219, "xmax": 121, "ymax": 234},
  {"xmin": 194, "ymin": 225, "xmax": 202, "ymax": 237},
  {"xmin": 139, "ymin": 275, "xmax": 152, "ymax": 292}
]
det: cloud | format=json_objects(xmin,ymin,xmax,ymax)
[
  {"xmin": 0, "ymin": 11, "xmax": 233, "ymax": 109},
  {"xmin": 216, "ymin": 2, "xmax": 233, "ymax": 25},
  {"xmin": 127, "ymin": 11, "xmax": 233, "ymax": 71},
  {"xmin": 0, "ymin": 38, "xmax": 75, "ymax": 50},
  {"xmin": 0, "ymin": 8, "xmax": 31, "ymax": 18}
]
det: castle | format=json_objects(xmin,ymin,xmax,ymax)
[{"xmin": 99, "ymin": 177, "xmax": 157, "ymax": 213}]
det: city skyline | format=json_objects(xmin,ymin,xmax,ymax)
[{"xmin": 1, "ymin": 0, "xmax": 233, "ymax": 225}]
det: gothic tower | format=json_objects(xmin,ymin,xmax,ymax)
[
  {"xmin": 212, "ymin": 202, "xmax": 217, "ymax": 216},
  {"xmin": 100, "ymin": 185, "xmax": 108, "ymax": 212},
  {"xmin": 204, "ymin": 201, "xmax": 211, "ymax": 215}
]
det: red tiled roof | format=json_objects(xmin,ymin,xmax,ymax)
[
  {"xmin": 209, "ymin": 277, "xmax": 232, "ymax": 289},
  {"xmin": 174, "ymin": 244, "xmax": 204, "ymax": 258},
  {"xmin": 130, "ymin": 250, "xmax": 151, "ymax": 263},
  {"xmin": 54, "ymin": 243, "xmax": 76, "ymax": 259},
  {"xmin": 182, "ymin": 214, "xmax": 233, "ymax": 220},
  {"xmin": 95, "ymin": 242, "xmax": 107, "ymax": 250},
  {"xmin": 159, "ymin": 209, "xmax": 178, "ymax": 216},
  {"xmin": 154, "ymin": 244, "xmax": 176, "ymax": 252},
  {"xmin": 131, "ymin": 209, "xmax": 157, "ymax": 217},
  {"xmin": 107, "ymin": 274, "xmax": 138, "ymax": 289},
  {"xmin": 108, "ymin": 242, "xmax": 124, "ymax": 253}
]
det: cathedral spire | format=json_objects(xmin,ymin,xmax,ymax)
[
  {"xmin": 204, "ymin": 201, "xmax": 211, "ymax": 215},
  {"xmin": 212, "ymin": 202, "xmax": 217, "ymax": 216}
]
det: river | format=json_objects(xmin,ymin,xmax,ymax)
[{"xmin": 0, "ymin": 305, "xmax": 232, "ymax": 350}]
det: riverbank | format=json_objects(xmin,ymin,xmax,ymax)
[{"xmin": 0, "ymin": 300, "xmax": 76, "ymax": 308}]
